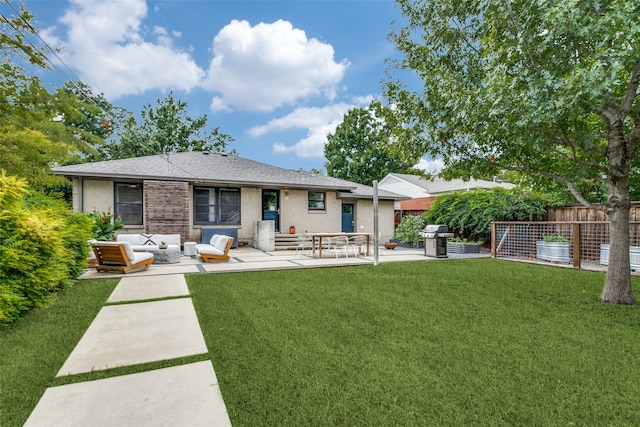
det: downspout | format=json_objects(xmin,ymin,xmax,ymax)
[{"xmin": 77, "ymin": 177, "xmax": 84, "ymax": 212}]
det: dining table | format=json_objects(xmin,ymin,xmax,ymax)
[{"xmin": 309, "ymin": 232, "xmax": 373, "ymax": 258}]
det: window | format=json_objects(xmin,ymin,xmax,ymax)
[
  {"xmin": 115, "ymin": 183, "xmax": 143, "ymax": 225},
  {"xmin": 308, "ymin": 191, "xmax": 326, "ymax": 210},
  {"xmin": 194, "ymin": 187, "xmax": 240, "ymax": 225}
]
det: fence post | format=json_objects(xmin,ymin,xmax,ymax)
[
  {"xmin": 573, "ymin": 223, "xmax": 581, "ymax": 269},
  {"xmin": 491, "ymin": 222, "xmax": 496, "ymax": 258}
]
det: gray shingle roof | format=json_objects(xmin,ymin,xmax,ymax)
[
  {"xmin": 387, "ymin": 173, "xmax": 515, "ymax": 195},
  {"xmin": 53, "ymin": 152, "xmax": 405, "ymax": 200}
]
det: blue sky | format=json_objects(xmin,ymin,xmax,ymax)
[{"xmin": 17, "ymin": 0, "xmax": 439, "ymax": 173}]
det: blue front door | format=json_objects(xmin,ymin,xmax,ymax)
[
  {"xmin": 262, "ymin": 190, "xmax": 280, "ymax": 232},
  {"xmin": 342, "ymin": 204, "xmax": 354, "ymax": 232}
]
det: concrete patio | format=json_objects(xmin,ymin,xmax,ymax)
[{"xmin": 80, "ymin": 245, "xmax": 490, "ymax": 279}]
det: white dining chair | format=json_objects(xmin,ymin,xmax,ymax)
[
  {"xmin": 326, "ymin": 236, "xmax": 349, "ymax": 258},
  {"xmin": 348, "ymin": 235, "xmax": 368, "ymax": 257},
  {"xmin": 296, "ymin": 234, "xmax": 313, "ymax": 257}
]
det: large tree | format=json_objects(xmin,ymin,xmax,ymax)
[
  {"xmin": 1, "ymin": 2, "xmax": 102, "ymax": 189},
  {"xmin": 324, "ymin": 100, "xmax": 421, "ymax": 185},
  {"xmin": 106, "ymin": 92, "xmax": 234, "ymax": 159},
  {"xmin": 385, "ymin": 0, "xmax": 640, "ymax": 304}
]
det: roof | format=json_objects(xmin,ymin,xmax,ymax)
[
  {"xmin": 53, "ymin": 151, "xmax": 406, "ymax": 200},
  {"xmin": 379, "ymin": 173, "xmax": 516, "ymax": 197}
]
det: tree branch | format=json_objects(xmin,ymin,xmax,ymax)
[{"xmin": 622, "ymin": 60, "xmax": 640, "ymax": 114}]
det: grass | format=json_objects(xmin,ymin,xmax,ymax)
[
  {"xmin": 0, "ymin": 278, "xmax": 119, "ymax": 426},
  {"xmin": 188, "ymin": 259, "xmax": 640, "ymax": 426},
  {"xmin": 3, "ymin": 259, "xmax": 640, "ymax": 426}
]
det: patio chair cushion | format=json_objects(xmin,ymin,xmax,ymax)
[
  {"xmin": 122, "ymin": 241, "xmax": 137, "ymax": 262},
  {"xmin": 116, "ymin": 234, "xmax": 181, "ymax": 251},
  {"xmin": 196, "ymin": 235, "xmax": 234, "ymax": 263},
  {"xmin": 196, "ymin": 244, "xmax": 225, "ymax": 256}
]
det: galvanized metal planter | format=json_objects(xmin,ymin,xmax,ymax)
[
  {"xmin": 536, "ymin": 241, "xmax": 570, "ymax": 263},
  {"xmin": 599, "ymin": 244, "xmax": 640, "ymax": 270},
  {"xmin": 447, "ymin": 242, "xmax": 481, "ymax": 254}
]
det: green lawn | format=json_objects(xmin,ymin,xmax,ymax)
[
  {"xmin": 0, "ymin": 278, "xmax": 119, "ymax": 426},
  {"xmin": 2, "ymin": 259, "xmax": 640, "ymax": 426},
  {"xmin": 188, "ymin": 259, "xmax": 640, "ymax": 426}
]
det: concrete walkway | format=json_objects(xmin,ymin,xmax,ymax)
[
  {"xmin": 24, "ymin": 274, "xmax": 232, "ymax": 427},
  {"xmin": 25, "ymin": 247, "xmax": 489, "ymax": 426}
]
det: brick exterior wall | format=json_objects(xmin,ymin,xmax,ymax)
[
  {"xmin": 144, "ymin": 180, "xmax": 190, "ymax": 245},
  {"xmin": 399, "ymin": 197, "xmax": 437, "ymax": 211}
]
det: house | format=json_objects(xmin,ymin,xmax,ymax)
[
  {"xmin": 378, "ymin": 173, "xmax": 516, "ymax": 221},
  {"xmin": 53, "ymin": 151, "xmax": 406, "ymax": 248}
]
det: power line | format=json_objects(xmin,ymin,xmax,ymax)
[{"xmin": 1, "ymin": 0, "xmax": 113, "ymax": 116}]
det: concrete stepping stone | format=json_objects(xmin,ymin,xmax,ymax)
[
  {"xmin": 25, "ymin": 361, "xmax": 231, "ymax": 427},
  {"xmin": 57, "ymin": 298, "xmax": 208, "ymax": 376},
  {"xmin": 107, "ymin": 274, "xmax": 189, "ymax": 302}
]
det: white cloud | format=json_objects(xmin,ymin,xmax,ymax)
[
  {"xmin": 253, "ymin": 102, "xmax": 371, "ymax": 158},
  {"xmin": 415, "ymin": 157, "xmax": 444, "ymax": 174},
  {"xmin": 203, "ymin": 19, "xmax": 349, "ymax": 112},
  {"xmin": 43, "ymin": 0, "xmax": 204, "ymax": 99},
  {"xmin": 272, "ymin": 120, "xmax": 341, "ymax": 158},
  {"xmin": 248, "ymin": 103, "xmax": 352, "ymax": 137}
]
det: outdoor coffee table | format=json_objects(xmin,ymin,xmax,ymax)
[{"xmin": 145, "ymin": 247, "xmax": 181, "ymax": 264}]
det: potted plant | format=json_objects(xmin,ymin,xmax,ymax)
[
  {"xmin": 159, "ymin": 241, "xmax": 168, "ymax": 250},
  {"xmin": 289, "ymin": 225, "xmax": 296, "ymax": 234},
  {"xmin": 536, "ymin": 235, "xmax": 570, "ymax": 263},
  {"xmin": 447, "ymin": 237, "xmax": 483, "ymax": 254},
  {"xmin": 384, "ymin": 241, "xmax": 397, "ymax": 250},
  {"xmin": 89, "ymin": 209, "xmax": 123, "ymax": 241}
]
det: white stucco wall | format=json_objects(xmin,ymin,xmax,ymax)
[
  {"xmin": 240, "ymin": 187, "xmax": 262, "ymax": 240},
  {"xmin": 280, "ymin": 189, "xmax": 342, "ymax": 233},
  {"xmin": 354, "ymin": 199, "xmax": 395, "ymax": 242},
  {"xmin": 81, "ymin": 179, "xmax": 115, "ymax": 214}
]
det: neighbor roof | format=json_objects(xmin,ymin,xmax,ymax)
[
  {"xmin": 383, "ymin": 173, "xmax": 515, "ymax": 196},
  {"xmin": 53, "ymin": 151, "xmax": 405, "ymax": 200}
]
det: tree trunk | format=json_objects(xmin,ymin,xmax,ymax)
[{"xmin": 601, "ymin": 169, "xmax": 635, "ymax": 304}]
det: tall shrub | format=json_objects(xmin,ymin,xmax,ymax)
[
  {"xmin": 423, "ymin": 188, "xmax": 558, "ymax": 243},
  {"xmin": 393, "ymin": 215, "xmax": 426, "ymax": 246},
  {"xmin": 0, "ymin": 172, "xmax": 92, "ymax": 325}
]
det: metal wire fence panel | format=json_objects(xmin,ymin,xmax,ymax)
[{"xmin": 492, "ymin": 221, "xmax": 640, "ymax": 272}]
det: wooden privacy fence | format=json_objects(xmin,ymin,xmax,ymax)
[
  {"xmin": 491, "ymin": 221, "xmax": 640, "ymax": 271},
  {"xmin": 545, "ymin": 203, "xmax": 640, "ymax": 221}
]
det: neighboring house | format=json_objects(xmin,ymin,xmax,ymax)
[
  {"xmin": 378, "ymin": 173, "xmax": 516, "ymax": 221},
  {"xmin": 53, "ymin": 151, "xmax": 406, "ymax": 247}
]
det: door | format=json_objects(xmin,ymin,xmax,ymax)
[
  {"xmin": 262, "ymin": 190, "xmax": 280, "ymax": 232},
  {"xmin": 342, "ymin": 203, "xmax": 354, "ymax": 232}
]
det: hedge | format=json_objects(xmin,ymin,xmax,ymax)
[
  {"xmin": 423, "ymin": 188, "xmax": 558, "ymax": 244},
  {"xmin": 0, "ymin": 172, "xmax": 92, "ymax": 325}
]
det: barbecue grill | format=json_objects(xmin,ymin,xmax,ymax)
[{"xmin": 422, "ymin": 224, "xmax": 454, "ymax": 258}]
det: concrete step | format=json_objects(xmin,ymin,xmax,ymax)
[{"xmin": 274, "ymin": 233, "xmax": 300, "ymax": 250}]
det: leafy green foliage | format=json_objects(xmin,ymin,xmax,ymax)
[
  {"xmin": 1, "ymin": 8, "xmax": 107, "ymax": 192},
  {"xmin": 88, "ymin": 209, "xmax": 123, "ymax": 241},
  {"xmin": 385, "ymin": 0, "xmax": 640, "ymax": 302},
  {"xmin": 424, "ymin": 189, "xmax": 558, "ymax": 243},
  {"xmin": 324, "ymin": 101, "xmax": 421, "ymax": 185},
  {"xmin": 393, "ymin": 214, "xmax": 425, "ymax": 245},
  {"xmin": 386, "ymin": 0, "xmax": 640, "ymax": 207},
  {"xmin": 448, "ymin": 237, "xmax": 483, "ymax": 246},
  {"xmin": 0, "ymin": 173, "xmax": 92, "ymax": 325},
  {"xmin": 543, "ymin": 235, "xmax": 569, "ymax": 243},
  {"xmin": 106, "ymin": 91, "xmax": 234, "ymax": 159}
]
